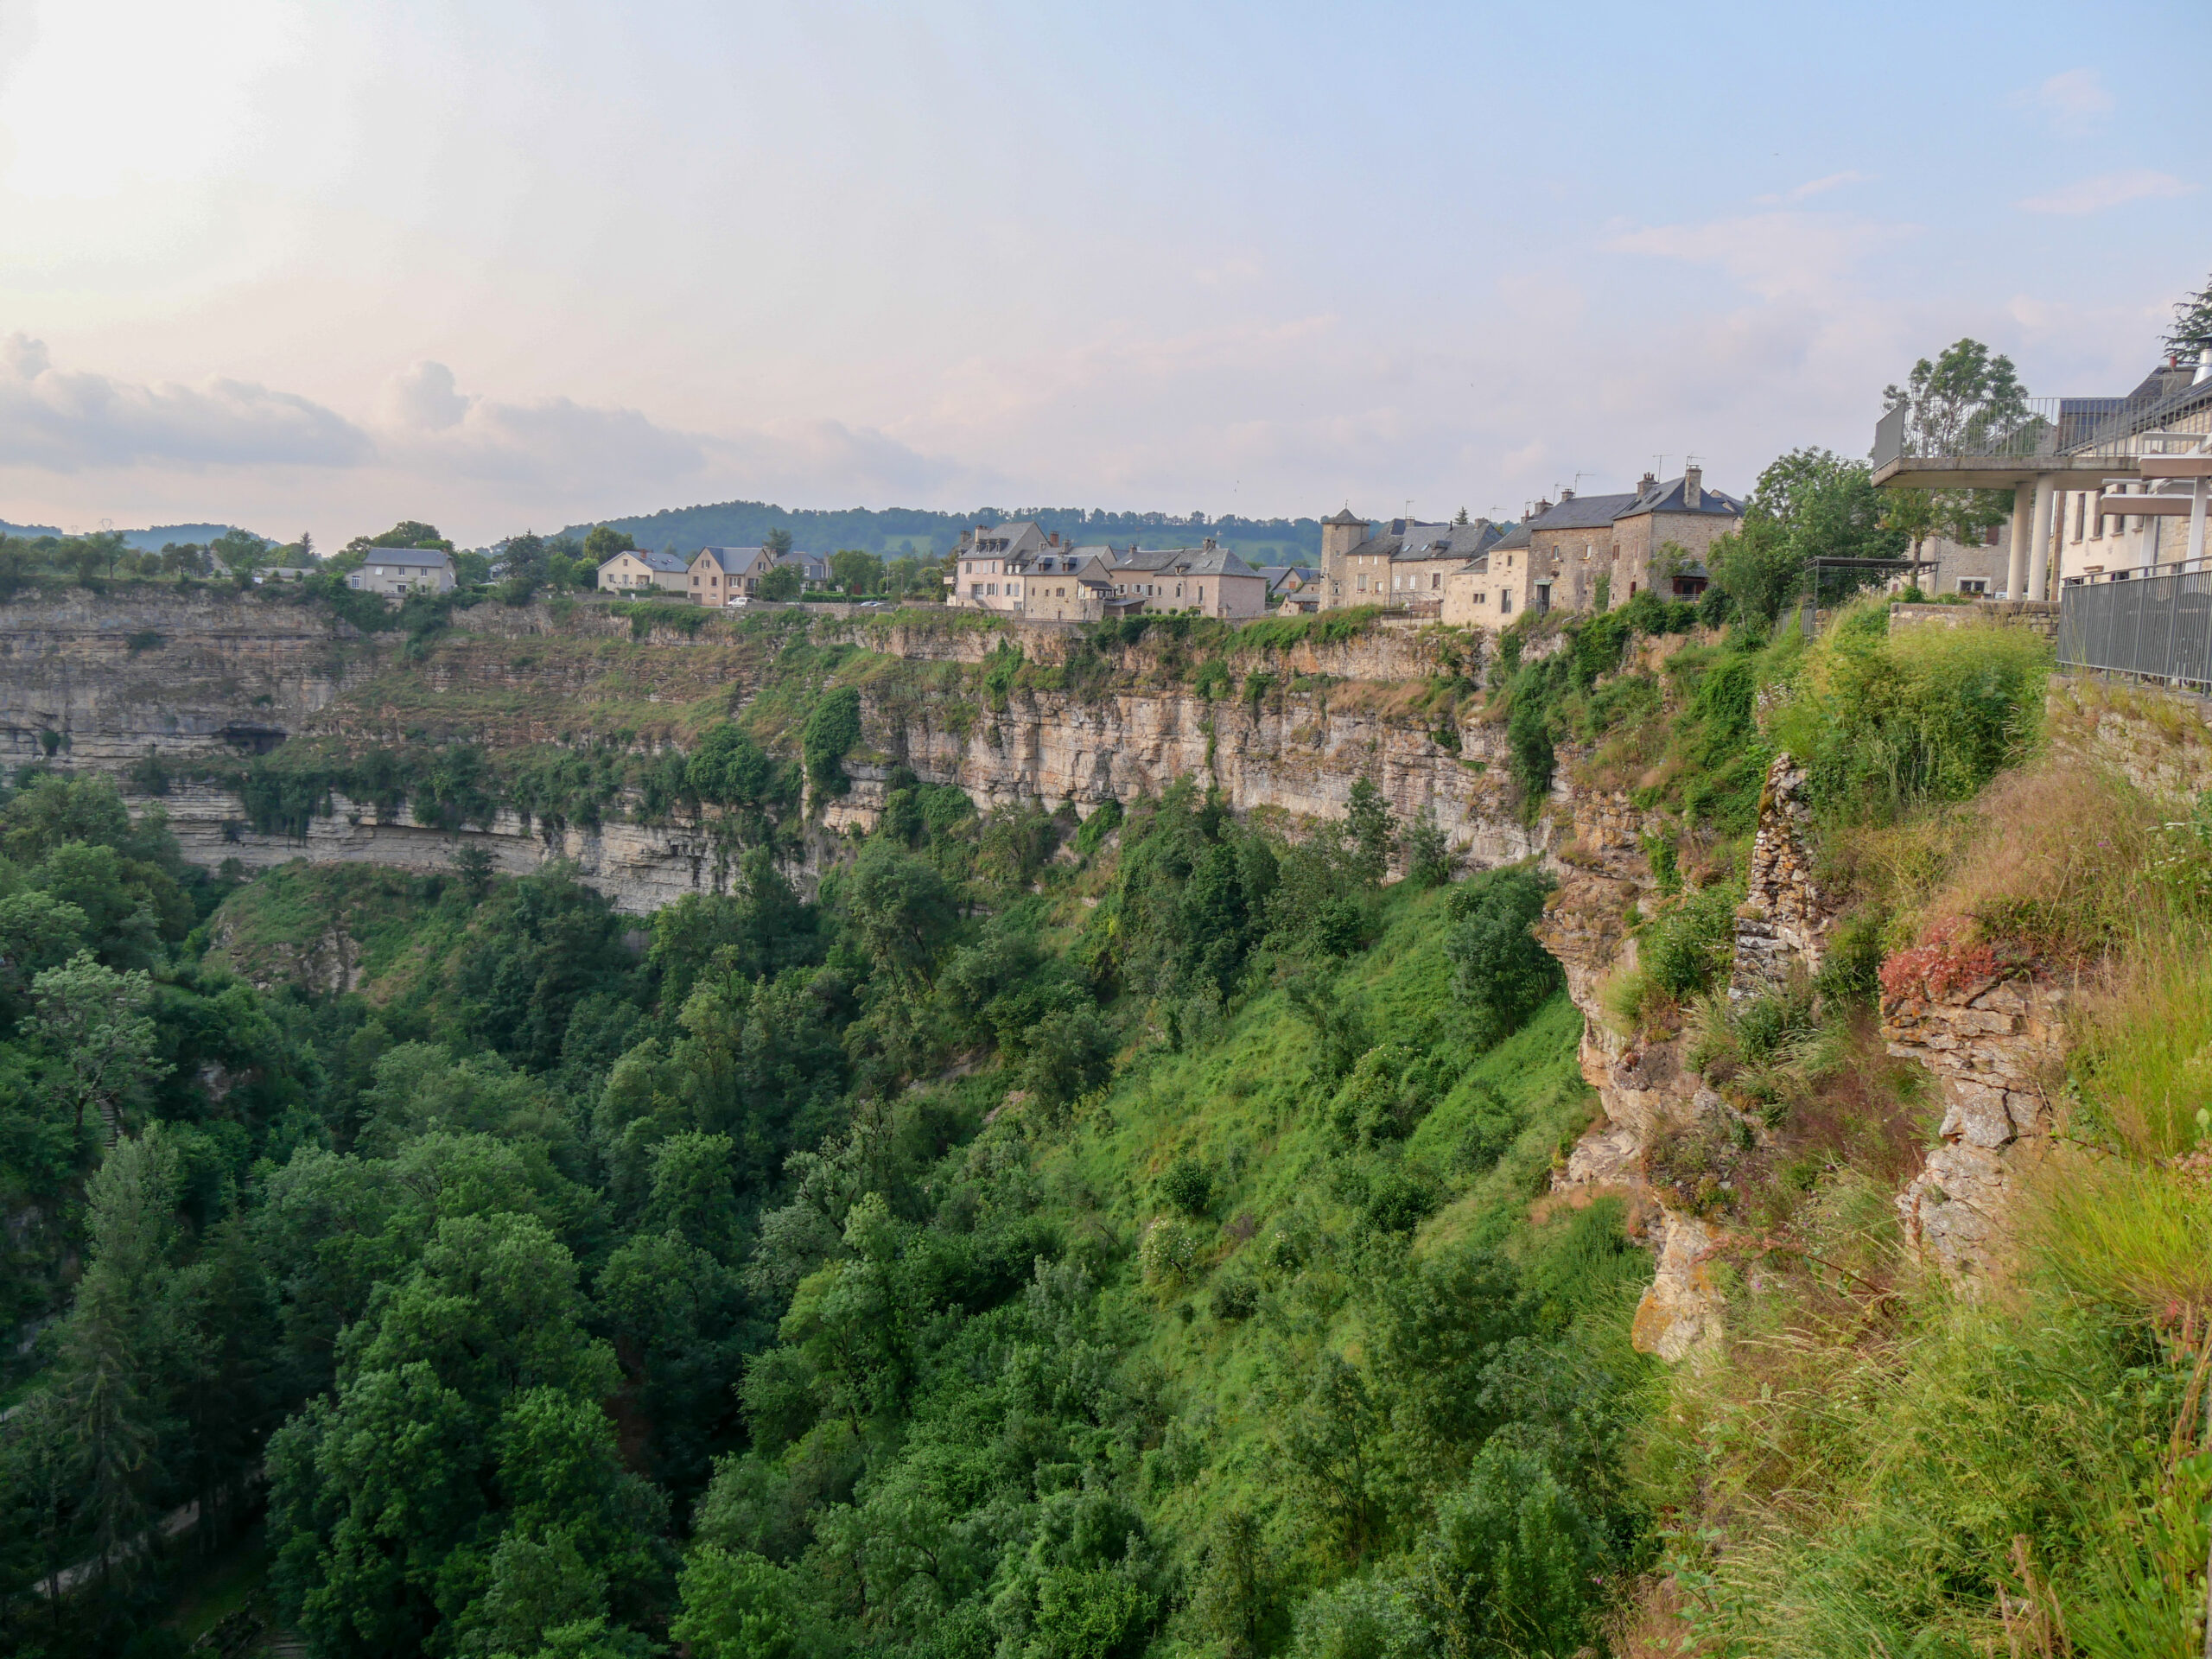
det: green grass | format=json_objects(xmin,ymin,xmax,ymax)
[{"xmin": 1034, "ymin": 884, "xmax": 1606, "ymax": 1550}]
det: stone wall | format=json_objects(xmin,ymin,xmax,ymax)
[{"xmin": 1887, "ymin": 598, "xmax": 2059, "ymax": 642}]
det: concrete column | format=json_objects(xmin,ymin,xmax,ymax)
[
  {"xmin": 2028, "ymin": 474, "xmax": 2057, "ymax": 601},
  {"xmin": 2006, "ymin": 484, "xmax": 2032, "ymax": 598}
]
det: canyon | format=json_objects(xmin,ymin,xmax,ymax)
[{"xmin": 8, "ymin": 586, "xmax": 2185, "ymax": 1358}]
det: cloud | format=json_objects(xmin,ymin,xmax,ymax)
[
  {"xmin": 2018, "ymin": 169, "xmax": 2195, "ymax": 215},
  {"xmin": 372, "ymin": 359, "xmax": 960, "ymax": 504},
  {"xmin": 1608, "ymin": 210, "xmax": 1914, "ymax": 304},
  {"xmin": 375, "ymin": 360, "xmax": 706, "ymax": 484},
  {"xmin": 2012, "ymin": 67, "xmax": 2113, "ymax": 134},
  {"xmin": 1754, "ymin": 170, "xmax": 1872, "ymax": 206},
  {"xmin": 0, "ymin": 332, "xmax": 371, "ymax": 470}
]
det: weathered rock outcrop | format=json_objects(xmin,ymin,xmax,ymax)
[
  {"xmin": 1885, "ymin": 968, "xmax": 2068, "ymax": 1277},
  {"xmin": 1729, "ymin": 754, "xmax": 1829, "ymax": 1001}
]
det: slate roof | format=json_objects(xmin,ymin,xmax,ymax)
[
  {"xmin": 695, "ymin": 546, "xmax": 768, "ymax": 575},
  {"xmin": 1486, "ymin": 521, "xmax": 1533, "ymax": 551},
  {"xmin": 1611, "ymin": 476, "xmax": 1745, "ymax": 521},
  {"xmin": 1114, "ymin": 545, "xmax": 1262, "ymax": 579},
  {"xmin": 1390, "ymin": 521, "xmax": 1502, "ymax": 563},
  {"xmin": 1325, "ymin": 507, "xmax": 1369, "ymax": 527},
  {"xmin": 1528, "ymin": 492, "xmax": 1642, "ymax": 531},
  {"xmin": 603, "ymin": 549, "xmax": 688, "ymax": 574}
]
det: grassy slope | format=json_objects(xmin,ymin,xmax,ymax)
[{"xmin": 1035, "ymin": 881, "xmax": 1616, "ymax": 1566}]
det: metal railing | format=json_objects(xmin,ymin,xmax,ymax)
[
  {"xmin": 1882, "ymin": 394, "xmax": 2176, "ymax": 463},
  {"xmin": 2057, "ymin": 568, "xmax": 2212, "ymax": 690}
]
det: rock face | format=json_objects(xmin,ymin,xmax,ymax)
[
  {"xmin": 1728, "ymin": 753, "xmax": 1828, "ymax": 1001},
  {"xmin": 1541, "ymin": 750, "xmax": 1840, "ymax": 1362},
  {"xmin": 1885, "ymin": 969, "xmax": 2067, "ymax": 1277}
]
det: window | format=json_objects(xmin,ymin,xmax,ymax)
[
  {"xmin": 971, "ymin": 583, "xmax": 982, "ymax": 597},
  {"xmin": 1431, "ymin": 573, "xmax": 1440, "ymax": 588},
  {"xmin": 1957, "ymin": 578, "xmax": 1988, "ymax": 594},
  {"xmin": 1501, "ymin": 591, "xmax": 1512, "ymax": 614}
]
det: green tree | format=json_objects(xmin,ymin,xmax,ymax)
[
  {"xmin": 801, "ymin": 687, "xmax": 863, "ymax": 794},
  {"xmin": 1404, "ymin": 810, "xmax": 1452, "ymax": 888},
  {"xmin": 756, "ymin": 563, "xmax": 803, "ymax": 601},
  {"xmin": 1878, "ymin": 340, "xmax": 2028, "ymax": 554},
  {"xmin": 762, "ymin": 528, "xmax": 794, "ymax": 558},
  {"xmin": 211, "ymin": 528, "xmax": 270, "ymax": 581},
  {"xmin": 1709, "ymin": 447, "xmax": 1910, "ymax": 626},
  {"xmin": 673, "ymin": 1546, "xmax": 803, "ymax": 1659},
  {"xmin": 1444, "ymin": 867, "xmax": 1560, "ymax": 1041},
  {"xmin": 2167, "ymin": 268, "xmax": 2212, "ymax": 358},
  {"xmin": 584, "ymin": 525, "xmax": 638, "ymax": 564},
  {"xmin": 31, "ymin": 952, "xmax": 169, "ymax": 1140},
  {"xmin": 59, "ymin": 1127, "xmax": 183, "ymax": 1596},
  {"xmin": 1345, "ymin": 779, "xmax": 1394, "ymax": 887},
  {"xmin": 842, "ymin": 842, "xmax": 958, "ymax": 990},
  {"xmin": 829, "ymin": 549, "xmax": 882, "ymax": 594}
]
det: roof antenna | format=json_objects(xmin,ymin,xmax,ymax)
[{"xmin": 1652, "ymin": 455, "xmax": 1669, "ymax": 480}]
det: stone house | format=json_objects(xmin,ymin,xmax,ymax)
[
  {"xmin": 1389, "ymin": 522, "xmax": 1502, "ymax": 610},
  {"xmin": 346, "ymin": 549, "xmax": 454, "ymax": 596},
  {"xmin": 1318, "ymin": 514, "xmax": 1498, "ymax": 611},
  {"xmin": 948, "ymin": 523, "xmax": 1120, "ymax": 618},
  {"xmin": 597, "ymin": 549, "xmax": 690, "ymax": 595},
  {"xmin": 1104, "ymin": 542, "xmax": 1268, "ymax": 618},
  {"xmin": 1468, "ymin": 517, "xmax": 1559, "ymax": 619},
  {"xmin": 1605, "ymin": 467, "xmax": 1743, "ymax": 604}
]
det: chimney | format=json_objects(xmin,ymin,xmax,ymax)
[
  {"xmin": 1049, "ymin": 531, "xmax": 1060, "ymax": 547},
  {"xmin": 1559, "ymin": 488, "xmax": 1574, "ymax": 502},
  {"xmin": 1683, "ymin": 465, "xmax": 1702, "ymax": 510},
  {"xmin": 1639, "ymin": 471, "xmax": 1656, "ymax": 494}
]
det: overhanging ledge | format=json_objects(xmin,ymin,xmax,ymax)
[{"xmin": 1871, "ymin": 454, "xmax": 2141, "ymax": 491}]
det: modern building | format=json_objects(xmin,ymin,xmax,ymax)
[
  {"xmin": 346, "ymin": 550, "xmax": 454, "ymax": 595},
  {"xmin": 1872, "ymin": 356, "xmax": 2212, "ymax": 599},
  {"xmin": 598, "ymin": 549, "xmax": 690, "ymax": 595}
]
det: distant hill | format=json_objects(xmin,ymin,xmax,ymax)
[
  {"xmin": 0, "ymin": 519, "xmax": 256, "ymax": 550},
  {"xmin": 559, "ymin": 500, "xmax": 1326, "ymax": 566}
]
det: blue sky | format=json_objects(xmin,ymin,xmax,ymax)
[{"xmin": 0, "ymin": 0, "xmax": 2205, "ymax": 544}]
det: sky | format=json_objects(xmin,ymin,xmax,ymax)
[{"xmin": 0, "ymin": 0, "xmax": 2207, "ymax": 548}]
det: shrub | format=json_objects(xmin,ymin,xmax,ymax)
[
  {"xmin": 1640, "ymin": 884, "xmax": 1738, "ymax": 1001},
  {"xmin": 1287, "ymin": 1576, "xmax": 1431, "ymax": 1659},
  {"xmin": 1138, "ymin": 1216, "xmax": 1200, "ymax": 1293},
  {"xmin": 801, "ymin": 686, "xmax": 862, "ymax": 794},
  {"xmin": 1423, "ymin": 1441, "xmax": 1611, "ymax": 1656},
  {"xmin": 1445, "ymin": 866, "xmax": 1560, "ymax": 1037},
  {"xmin": 1209, "ymin": 1274, "xmax": 1259, "ymax": 1322},
  {"xmin": 1159, "ymin": 1154, "xmax": 1214, "ymax": 1217}
]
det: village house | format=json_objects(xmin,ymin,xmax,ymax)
[
  {"xmin": 1317, "ymin": 512, "xmax": 1500, "ymax": 612},
  {"xmin": 947, "ymin": 522, "xmax": 1116, "ymax": 618},
  {"xmin": 684, "ymin": 546, "xmax": 829, "ymax": 603},
  {"xmin": 1605, "ymin": 467, "xmax": 1743, "ymax": 603},
  {"xmin": 1103, "ymin": 542, "xmax": 1268, "ymax": 618},
  {"xmin": 597, "ymin": 548, "xmax": 690, "ymax": 595},
  {"xmin": 346, "ymin": 549, "xmax": 454, "ymax": 596}
]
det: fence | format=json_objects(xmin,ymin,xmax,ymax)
[
  {"xmin": 1874, "ymin": 392, "xmax": 2174, "ymax": 468},
  {"xmin": 2057, "ymin": 568, "xmax": 2212, "ymax": 690}
]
